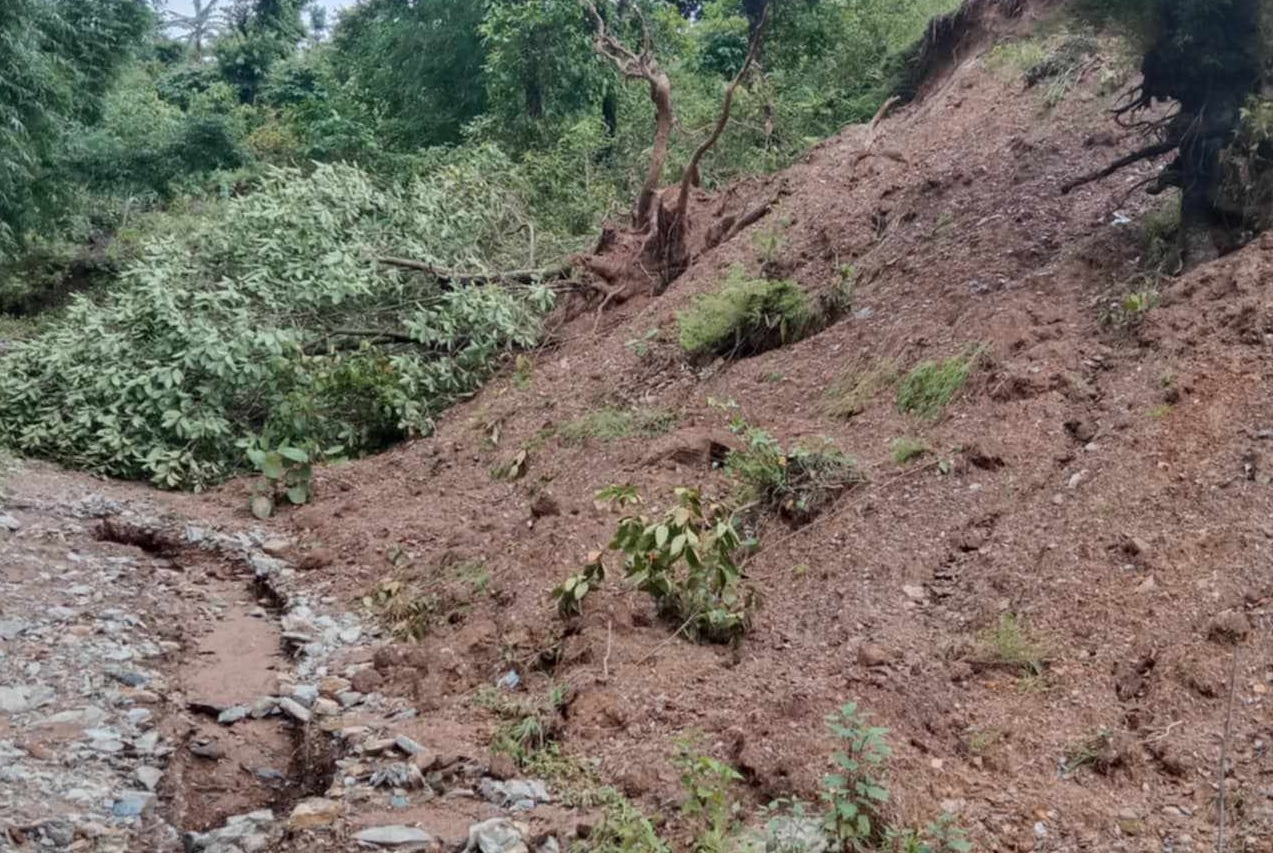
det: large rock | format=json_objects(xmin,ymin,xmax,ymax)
[
  {"xmin": 477, "ymin": 779, "xmax": 551, "ymax": 811},
  {"xmin": 465, "ymin": 819, "xmax": 529, "ymax": 853},
  {"xmin": 288, "ymin": 798, "xmax": 342, "ymax": 830}
]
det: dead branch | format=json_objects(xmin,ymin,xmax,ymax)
[
  {"xmin": 676, "ymin": 2, "xmax": 771, "ymax": 215},
  {"xmin": 1060, "ymin": 140, "xmax": 1177, "ymax": 195},
  {"xmin": 377, "ymin": 257, "xmax": 572, "ymax": 287},
  {"xmin": 704, "ymin": 191, "xmax": 784, "ymax": 249}
]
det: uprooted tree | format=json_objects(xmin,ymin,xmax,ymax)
[
  {"xmin": 1067, "ymin": 0, "xmax": 1269, "ymax": 266},
  {"xmin": 583, "ymin": 0, "xmax": 770, "ymax": 294}
]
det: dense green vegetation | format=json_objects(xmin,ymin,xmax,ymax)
[{"xmin": 0, "ymin": 0, "xmax": 967, "ymax": 486}]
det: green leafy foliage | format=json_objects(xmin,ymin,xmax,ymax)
[
  {"xmin": 724, "ymin": 414, "xmax": 862, "ymax": 526},
  {"xmin": 0, "ymin": 159, "xmax": 553, "ymax": 488},
  {"xmin": 678, "ymin": 268, "xmax": 816, "ymax": 361},
  {"xmin": 555, "ymin": 485, "xmax": 757, "ymax": 643},
  {"xmin": 890, "ymin": 437, "xmax": 927, "ymax": 465},
  {"xmin": 821, "ymin": 702, "xmax": 892, "ymax": 849},
  {"xmin": 676, "ymin": 741, "xmax": 745, "ymax": 853},
  {"xmin": 896, "ymin": 348, "xmax": 984, "ymax": 420},
  {"xmin": 0, "ymin": 0, "xmax": 153, "ymax": 261}
]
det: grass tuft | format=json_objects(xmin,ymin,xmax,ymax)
[
  {"xmin": 896, "ymin": 348, "xmax": 983, "ymax": 420},
  {"xmin": 557, "ymin": 406, "xmax": 677, "ymax": 446}
]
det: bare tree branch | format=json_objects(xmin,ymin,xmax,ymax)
[
  {"xmin": 676, "ymin": 1, "xmax": 770, "ymax": 214},
  {"xmin": 376, "ymin": 258, "xmax": 572, "ymax": 287}
]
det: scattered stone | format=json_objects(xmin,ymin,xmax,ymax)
[
  {"xmin": 856, "ymin": 643, "xmax": 892, "ymax": 668},
  {"xmin": 288, "ymin": 797, "xmax": 342, "ymax": 830},
  {"xmin": 350, "ymin": 669, "xmax": 384, "ymax": 694},
  {"xmin": 313, "ymin": 697, "xmax": 340, "ymax": 716},
  {"xmin": 466, "ymin": 818, "xmax": 529, "ymax": 853},
  {"xmin": 135, "ymin": 766, "xmax": 163, "ymax": 791},
  {"xmin": 354, "ymin": 825, "xmax": 434, "ymax": 847},
  {"xmin": 217, "ymin": 705, "xmax": 250, "ymax": 725},
  {"xmin": 0, "ymin": 684, "xmax": 56, "ymax": 714},
  {"xmin": 319, "ymin": 676, "xmax": 351, "ymax": 697},
  {"xmin": 262, "ymin": 539, "xmax": 292, "ymax": 558},
  {"xmin": 394, "ymin": 734, "xmax": 426, "ymax": 756},
  {"xmin": 763, "ymin": 816, "xmax": 829, "ymax": 853},
  {"xmin": 337, "ymin": 690, "xmax": 365, "ymax": 708},
  {"xmin": 338, "ymin": 626, "xmax": 362, "ymax": 644},
  {"xmin": 190, "ymin": 739, "xmax": 224, "ymax": 760},
  {"xmin": 278, "ymin": 697, "xmax": 312, "ymax": 723},
  {"xmin": 901, "ymin": 585, "xmax": 926, "ymax": 602},
  {"xmin": 0, "ymin": 512, "xmax": 20, "ymax": 531},
  {"xmin": 477, "ymin": 779, "xmax": 551, "ymax": 811},
  {"xmin": 108, "ymin": 670, "xmax": 149, "ymax": 688},
  {"xmin": 1064, "ymin": 420, "xmax": 1097, "ymax": 443},
  {"xmin": 0, "ymin": 618, "xmax": 29, "ymax": 640},
  {"xmin": 297, "ymin": 548, "xmax": 334, "ymax": 571},
  {"xmin": 111, "ymin": 790, "xmax": 155, "ymax": 818},
  {"xmin": 250, "ymin": 696, "xmax": 278, "ymax": 718},
  {"xmin": 292, "ymin": 684, "xmax": 320, "ymax": 707}
]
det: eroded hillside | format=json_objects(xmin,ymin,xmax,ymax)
[{"xmin": 3, "ymin": 1, "xmax": 1272, "ymax": 851}]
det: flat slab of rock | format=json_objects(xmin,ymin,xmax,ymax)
[{"xmin": 354, "ymin": 825, "xmax": 433, "ymax": 847}]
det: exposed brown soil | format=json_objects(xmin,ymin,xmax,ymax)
[{"xmin": 21, "ymin": 2, "xmax": 1273, "ymax": 850}]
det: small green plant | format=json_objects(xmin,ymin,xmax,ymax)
[
  {"xmin": 513, "ymin": 354, "xmax": 534, "ymax": 389},
  {"xmin": 896, "ymin": 348, "xmax": 983, "ymax": 420},
  {"xmin": 930, "ymin": 211, "xmax": 955, "ymax": 239},
  {"xmin": 890, "ymin": 438, "xmax": 927, "ymax": 465},
  {"xmin": 761, "ymin": 371, "xmax": 786, "ymax": 384},
  {"xmin": 557, "ymin": 407, "xmax": 677, "ymax": 446},
  {"xmin": 753, "ymin": 214, "xmax": 793, "ymax": 275},
  {"xmin": 824, "ymin": 358, "xmax": 899, "ymax": 420},
  {"xmin": 1148, "ymin": 404, "xmax": 1171, "ymax": 420},
  {"xmin": 1062, "ymin": 728, "xmax": 1113, "ymax": 776},
  {"xmin": 887, "ymin": 815, "xmax": 973, "ymax": 853},
  {"xmin": 626, "ymin": 328, "xmax": 661, "ymax": 359},
  {"xmin": 678, "ymin": 267, "xmax": 816, "ymax": 361},
  {"xmin": 726, "ymin": 415, "xmax": 863, "ymax": 526},
  {"xmin": 491, "ymin": 448, "xmax": 529, "ymax": 481},
  {"xmin": 366, "ymin": 558, "xmax": 491, "ymax": 640},
  {"xmin": 978, "ymin": 612, "xmax": 1047, "ymax": 675},
  {"xmin": 1101, "ymin": 284, "xmax": 1159, "ymax": 331},
  {"xmin": 676, "ymin": 741, "xmax": 744, "ymax": 852},
  {"xmin": 1143, "ymin": 193, "xmax": 1182, "ymax": 273},
  {"xmin": 244, "ymin": 441, "xmax": 333, "ymax": 518},
  {"xmin": 475, "ymin": 683, "xmax": 569, "ymax": 766},
  {"xmin": 554, "ymin": 485, "xmax": 757, "ymax": 643},
  {"xmin": 821, "ymin": 702, "xmax": 891, "ymax": 849}
]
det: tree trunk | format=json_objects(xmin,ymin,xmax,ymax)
[{"xmin": 634, "ymin": 72, "xmax": 673, "ymax": 231}]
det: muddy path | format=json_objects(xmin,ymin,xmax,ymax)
[{"xmin": 0, "ymin": 463, "xmax": 570, "ymax": 853}]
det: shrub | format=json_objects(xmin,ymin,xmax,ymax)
[
  {"xmin": 555, "ymin": 486, "xmax": 757, "ymax": 644},
  {"xmin": 726, "ymin": 421, "xmax": 863, "ymax": 527},
  {"xmin": 678, "ymin": 269, "xmax": 815, "ymax": 361},
  {"xmin": 896, "ymin": 348, "xmax": 983, "ymax": 420},
  {"xmin": 0, "ymin": 158, "xmax": 554, "ymax": 488}
]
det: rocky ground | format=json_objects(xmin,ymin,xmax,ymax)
[{"xmin": 0, "ymin": 463, "xmax": 583, "ymax": 852}]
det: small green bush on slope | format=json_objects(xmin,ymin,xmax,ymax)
[
  {"xmin": 678, "ymin": 269, "xmax": 816, "ymax": 361},
  {"xmin": 0, "ymin": 156, "xmax": 554, "ymax": 489}
]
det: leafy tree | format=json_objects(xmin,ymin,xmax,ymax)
[
  {"xmin": 216, "ymin": 0, "xmax": 305, "ymax": 102},
  {"xmin": 164, "ymin": 0, "xmax": 224, "ymax": 59},
  {"xmin": 330, "ymin": 0, "xmax": 487, "ymax": 148},
  {"xmin": 0, "ymin": 0, "xmax": 153, "ymax": 261}
]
